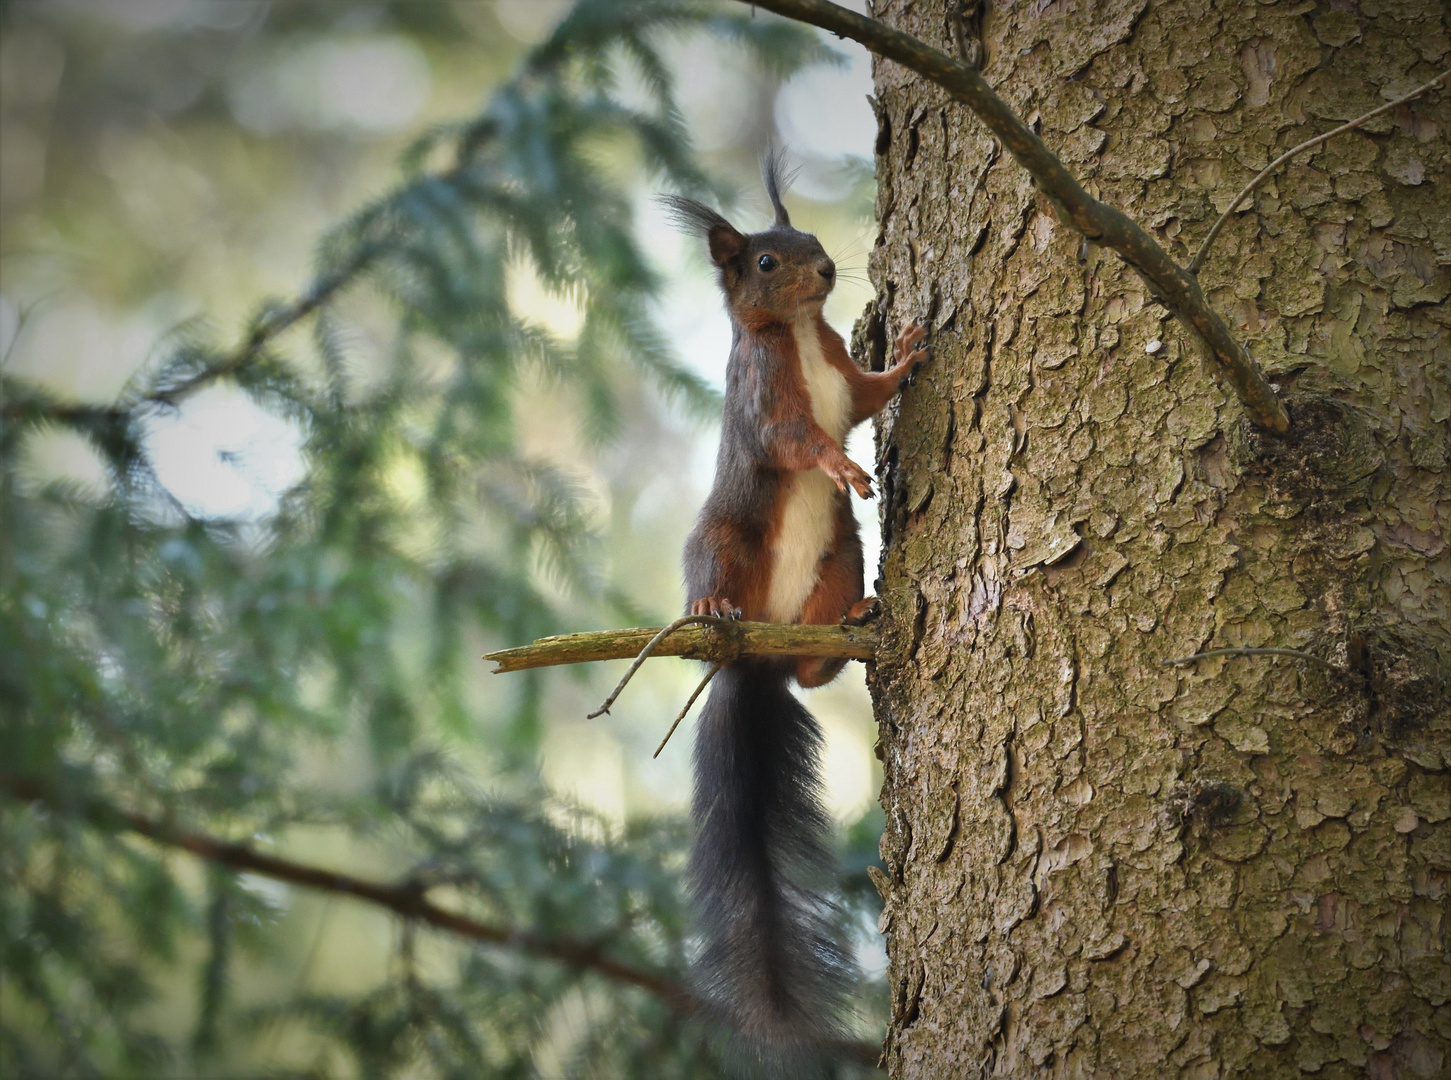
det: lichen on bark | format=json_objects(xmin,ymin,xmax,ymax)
[{"xmin": 862, "ymin": 1, "xmax": 1450, "ymax": 1076}]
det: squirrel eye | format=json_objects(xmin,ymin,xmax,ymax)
[{"xmin": 757, "ymin": 253, "xmax": 778, "ymax": 272}]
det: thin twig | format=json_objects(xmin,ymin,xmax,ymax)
[
  {"xmin": 740, "ymin": 0, "xmax": 1290, "ymax": 433},
  {"xmin": 654, "ymin": 662, "xmax": 723, "ymax": 759},
  {"xmin": 1189, "ymin": 69, "xmax": 1449, "ymax": 274},
  {"xmin": 586, "ymin": 615, "xmax": 730, "ymax": 719},
  {"xmin": 0, "ymin": 399, "xmax": 127, "ymax": 424},
  {"xmin": 1163, "ymin": 647, "xmax": 1343, "ymax": 672}
]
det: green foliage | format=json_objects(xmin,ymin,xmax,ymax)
[{"xmin": 1, "ymin": 2, "xmax": 882, "ymax": 1076}]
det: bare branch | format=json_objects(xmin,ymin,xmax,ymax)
[
  {"xmin": 1189, "ymin": 69, "xmax": 1450, "ymax": 273},
  {"xmin": 484, "ymin": 619, "xmax": 879, "ymax": 674},
  {"xmin": 1163, "ymin": 647, "xmax": 1343, "ymax": 672},
  {"xmin": 739, "ymin": 0, "xmax": 1291, "ymax": 435},
  {"xmin": 655, "ymin": 661, "xmax": 723, "ymax": 758},
  {"xmin": 0, "ymin": 399, "xmax": 126, "ymax": 424}
]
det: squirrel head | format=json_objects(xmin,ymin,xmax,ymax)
[{"xmin": 661, "ymin": 149, "xmax": 835, "ymax": 326}]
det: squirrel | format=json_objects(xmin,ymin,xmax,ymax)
[{"xmin": 661, "ymin": 152, "xmax": 927, "ymax": 1054}]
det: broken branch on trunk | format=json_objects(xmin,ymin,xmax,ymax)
[
  {"xmin": 738, "ymin": 0, "xmax": 1290, "ymax": 435},
  {"xmin": 483, "ymin": 619, "xmax": 879, "ymax": 674}
]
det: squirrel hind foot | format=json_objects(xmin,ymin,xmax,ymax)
[
  {"xmin": 841, "ymin": 596, "xmax": 880, "ymax": 626},
  {"xmin": 691, "ymin": 596, "xmax": 741, "ymax": 619}
]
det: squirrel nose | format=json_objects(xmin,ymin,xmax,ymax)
[{"xmin": 818, "ymin": 260, "xmax": 835, "ymax": 284}]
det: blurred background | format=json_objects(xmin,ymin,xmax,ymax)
[{"xmin": 2, "ymin": 0, "xmax": 888, "ymax": 1076}]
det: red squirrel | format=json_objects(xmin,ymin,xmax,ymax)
[{"xmin": 662, "ymin": 153, "xmax": 926, "ymax": 1052}]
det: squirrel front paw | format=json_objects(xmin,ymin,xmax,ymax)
[
  {"xmin": 691, "ymin": 596, "xmax": 741, "ymax": 619},
  {"xmin": 822, "ymin": 455, "xmax": 875, "ymax": 500},
  {"xmin": 890, "ymin": 320, "xmax": 929, "ymax": 379}
]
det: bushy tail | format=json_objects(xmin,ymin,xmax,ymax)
[{"xmin": 688, "ymin": 659, "xmax": 853, "ymax": 1053}]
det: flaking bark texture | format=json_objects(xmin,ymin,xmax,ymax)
[{"xmin": 860, "ymin": 2, "xmax": 1449, "ymax": 1076}]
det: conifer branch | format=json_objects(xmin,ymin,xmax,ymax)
[
  {"xmin": 0, "ymin": 397, "xmax": 125, "ymax": 423},
  {"xmin": 2, "ymin": 774, "xmax": 883, "ymax": 1068},
  {"xmin": 1, "ymin": 775, "xmax": 692, "ymax": 1010},
  {"xmin": 738, "ymin": 0, "xmax": 1292, "ymax": 435},
  {"xmin": 0, "ymin": 253, "xmax": 372, "ymax": 424},
  {"xmin": 148, "ymin": 252, "xmax": 375, "ymax": 408}
]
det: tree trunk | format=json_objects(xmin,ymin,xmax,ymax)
[{"xmin": 862, "ymin": 2, "xmax": 1449, "ymax": 1076}]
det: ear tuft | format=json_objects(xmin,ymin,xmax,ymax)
[
  {"xmin": 761, "ymin": 145, "xmax": 797, "ymax": 228},
  {"xmin": 658, "ymin": 195, "xmax": 745, "ymax": 267}
]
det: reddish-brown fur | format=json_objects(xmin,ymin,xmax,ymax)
[
  {"xmin": 664, "ymin": 166, "xmax": 929, "ymax": 1048},
  {"xmin": 689, "ymin": 317, "xmax": 926, "ymax": 657}
]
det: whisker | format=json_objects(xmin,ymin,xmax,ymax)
[{"xmin": 829, "ymin": 225, "xmax": 878, "ymax": 266}]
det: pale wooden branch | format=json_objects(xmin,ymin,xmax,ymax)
[
  {"xmin": 654, "ymin": 662, "xmax": 723, "ymax": 758},
  {"xmin": 483, "ymin": 620, "xmax": 879, "ymax": 673},
  {"xmin": 1164, "ymin": 647, "xmax": 1343, "ymax": 672},
  {"xmin": 1189, "ymin": 69, "xmax": 1449, "ymax": 273},
  {"xmin": 739, "ymin": 0, "xmax": 1290, "ymax": 435}
]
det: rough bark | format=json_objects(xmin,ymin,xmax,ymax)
[{"xmin": 861, "ymin": 2, "xmax": 1450, "ymax": 1077}]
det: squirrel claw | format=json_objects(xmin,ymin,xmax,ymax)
[
  {"xmin": 825, "ymin": 457, "xmax": 875, "ymax": 500},
  {"xmin": 891, "ymin": 320, "xmax": 929, "ymax": 376},
  {"xmin": 841, "ymin": 596, "xmax": 881, "ymax": 627},
  {"xmin": 691, "ymin": 596, "xmax": 740, "ymax": 619},
  {"xmin": 894, "ymin": 320, "xmax": 927, "ymax": 355}
]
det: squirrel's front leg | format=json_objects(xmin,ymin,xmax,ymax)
[
  {"xmin": 850, "ymin": 320, "xmax": 929, "ymax": 422},
  {"xmin": 761, "ymin": 418, "xmax": 874, "ymax": 499}
]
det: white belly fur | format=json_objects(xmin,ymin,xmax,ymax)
[{"xmin": 765, "ymin": 313, "xmax": 852, "ymax": 624}]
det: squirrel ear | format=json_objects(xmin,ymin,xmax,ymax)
[
  {"xmin": 706, "ymin": 221, "xmax": 745, "ymax": 265},
  {"xmin": 762, "ymin": 145, "xmax": 794, "ymax": 228}
]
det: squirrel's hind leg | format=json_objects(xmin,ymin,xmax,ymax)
[{"xmin": 794, "ymin": 508, "xmax": 865, "ymax": 688}]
